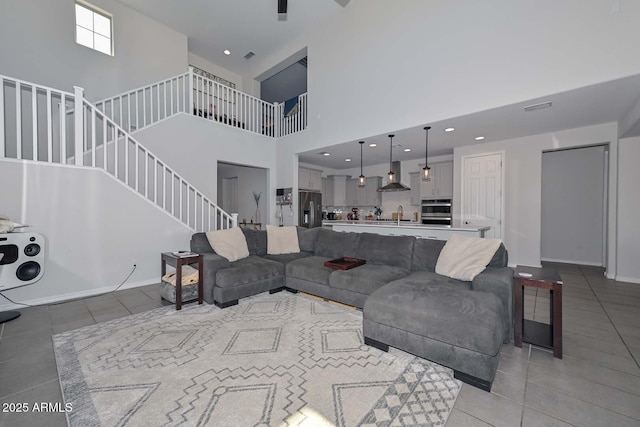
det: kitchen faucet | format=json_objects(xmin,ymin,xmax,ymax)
[{"xmin": 397, "ymin": 205, "xmax": 403, "ymax": 225}]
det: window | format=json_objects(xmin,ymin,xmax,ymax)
[{"xmin": 75, "ymin": 1, "xmax": 113, "ymax": 55}]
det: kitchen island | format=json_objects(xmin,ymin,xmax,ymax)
[{"xmin": 322, "ymin": 220, "xmax": 490, "ymax": 240}]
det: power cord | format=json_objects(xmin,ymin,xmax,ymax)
[{"xmin": 0, "ymin": 264, "xmax": 137, "ymax": 308}]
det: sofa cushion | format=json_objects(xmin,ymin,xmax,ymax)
[
  {"xmin": 354, "ymin": 233, "xmax": 415, "ymax": 270},
  {"xmin": 242, "ymin": 228, "xmax": 267, "ymax": 256},
  {"xmin": 314, "ymin": 228, "xmax": 360, "ymax": 259},
  {"xmin": 266, "ymin": 225, "xmax": 300, "ymax": 254},
  {"xmin": 487, "ymin": 243, "xmax": 508, "ymax": 268},
  {"xmin": 329, "ymin": 265, "xmax": 410, "ymax": 295},
  {"xmin": 215, "ymin": 256, "xmax": 283, "ymax": 288},
  {"xmin": 411, "ymin": 238, "xmax": 446, "ymax": 272},
  {"xmin": 286, "ymin": 255, "xmax": 334, "ymax": 285},
  {"xmin": 191, "ymin": 232, "xmax": 214, "ymax": 254},
  {"xmin": 365, "ymin": 281, "xmax": 505, "ymax": 356},
  {"xmin": 392, "ymin": 271, "xmax": 472, "ymax": 292},
  {"xmin": 297, "ymin": 226, "xmax": 320, "ymax": 252},
  {"xmin": 261, "ymin": 251, "xmax": 312, "ymax": 265}
]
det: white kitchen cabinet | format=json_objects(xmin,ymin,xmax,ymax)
[
  {"xmin": 346, "ymin": 177, "xmax": 381, "ymax": 206},
  {"xmin": 331, "ymin": 175, "xmax": 348, "ymax": 206},
  {"xmin": 322, "ymin": 177, "xmax": 334, "ymax": 206},
  {"xmin": 299, "ymin": 167, "xmax": 322, "ymax": 191},
  {"xmin": 420, "ymin": 161, "xmax": 453, "ymax": 199},
  {"xmin": 345, "ymin": 179, "xmax": 358, "ymax": 205},
  {"xmin": 365, "ymin": 176, "xmax": 382, "ymax": 206},
  {"xmin": 410, "ymin": 172, "xmax": 420, "ymax": 205}
]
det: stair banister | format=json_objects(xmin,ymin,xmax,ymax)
[{"xmin": 73, "ymin": 86, "xmax": 84, "ymax": 166}]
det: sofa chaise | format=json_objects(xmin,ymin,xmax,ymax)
[{"xmin": 190, "ymin": 226, "xmax": 513, "ymax": 391}]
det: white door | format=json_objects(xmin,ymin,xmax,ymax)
[{"xmin": 462, "ymin": 153, "xmax": 503, "ymax": 238}]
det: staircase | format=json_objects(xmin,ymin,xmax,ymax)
[{"xmin": 0, "ymin": 73, "xmax": 237, "ymax": 232}]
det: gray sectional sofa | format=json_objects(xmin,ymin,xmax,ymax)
[{"xmin": 190, "ymin": 226, "xmax": 513, "ymax": 391}]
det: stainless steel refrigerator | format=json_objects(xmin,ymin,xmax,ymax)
[{"xmin": 299, "ymin": 191, "xmax": 322, "ymax": 228}]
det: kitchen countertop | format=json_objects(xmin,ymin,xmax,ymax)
[{"xmin": 323, "ymin": 220, "xmax": 490, "ymax": 232}]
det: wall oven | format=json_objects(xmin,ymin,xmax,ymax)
[{"xmin": 421, "ymin": 199, "xmax": 452, "ymax": 226}]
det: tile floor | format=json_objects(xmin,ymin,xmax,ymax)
[{"xmin": 0, "ymin": 263, "xmax": 639, "ymax": 427}]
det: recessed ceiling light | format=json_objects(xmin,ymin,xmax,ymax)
[
  {"xmin": 345, "ymin": 158, "xmax": 351, "ymax": 162},
  {"xmin": 323, "ymin": 152, "xmax": 330, "ymax": 156},
  {"xmin": 445, "ymin": 127, "xmax": 455, "ymax": 132},
  {"xmin": 369, "ymin": 143, "xmax": 377, "ymax": 147},
  {"xmin": 475, "ymin": 136, "xmax": 485, "ymax": 141},
  {"xmin": 404, "ymin": 148, "xmax": 411, "ymax": 152},
  {"xmin": 223, "ymin": 49, "xmax": 231, "ymax": 55}
]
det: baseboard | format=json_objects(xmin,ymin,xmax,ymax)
[
  {"xmin": 0, "ymin": 278, "xmax": 159, "ymax": 311},
  {"xmin": 613, "ymin": 275, "xmax": 640, "ymax": 285},
  {"xmin": 540, "ymin": 257, "xmax": 603, "ymax": 267}
]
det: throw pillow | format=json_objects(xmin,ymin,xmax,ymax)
[
  {"xmin": 266, "ymin": 225, "xmax": 300, "ymax": 255},
  {"xmin": 205, "ymin": 227, "xmax": 249, "ymax": 262},
  {"xmin": 435, "ymin": 234, "xmax": 502, "ymax": 281}
]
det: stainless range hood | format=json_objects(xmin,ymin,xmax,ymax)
[{"xmin": 377, "ymin": 161, "xmax": 410, "ymax": 192}]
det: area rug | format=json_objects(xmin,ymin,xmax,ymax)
[{"xmin": 53, "ymin": 292, "xmax": 461, "ymax": 426}]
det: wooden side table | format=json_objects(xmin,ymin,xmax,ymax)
[
  {"xmin": 514, "ymin": 266, "xmax": 563, "ymax": 358},
  {"xmin": 161, "ymin": 252, "xmax": 203, "ymax": 310}
]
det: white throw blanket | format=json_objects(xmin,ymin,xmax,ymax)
[
  {"xmin": 162, "ymin": 265, "xmax": 199, "ymax": 286},
  {"xmin": 435, "ymin": 234, "xmax": 502, "ymax": 281}
]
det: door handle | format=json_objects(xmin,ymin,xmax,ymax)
[{"xmin": 465, "ymin": 221, "xmax": 470, "ymax": 225}]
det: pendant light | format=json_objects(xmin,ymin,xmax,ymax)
[
  {"xmin": 358, "ymin": 141, "xmax": 366, "ymax": 187},
  {"xmin": 387, "ymin": 134, "xmax": 395, "ymax": 183},
  {"xmin": 422, "ymin": 126, "xmax": 431, "ymax": 181}
]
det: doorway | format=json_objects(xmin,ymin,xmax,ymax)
[
  {"xmin": 222, "ymin": 177, "xmax": 238, "ymax": 215},
  {"xmin": 217, "ymin": 162, "xmax": 268, "ymax": 226},
  {"xmin": 541, "ymin": 145, "xmax": 607, "ymax": 266},
  {"xmin": 461, "ymin": 152, "xmax": 504, "ymax": 239}
]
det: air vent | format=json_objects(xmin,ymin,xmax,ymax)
[
  {"xmin": 298, "ymin": 57, "xmax": 308, "ymax": 68},
  {"xmin": 524, "ymin": 101, "xmax": 552, "ymax": 112},
  {"xmin": 244, "ymin": 51, "xmax": 255, "ymax": 60}
]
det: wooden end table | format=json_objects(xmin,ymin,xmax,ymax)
[
  {"xmin": 161, "ymin": 252, "xmax": 203, "ymax": 310},
  {"xmin": 514, "ymin": 265, "xmax": 563, "ymax": 358}
]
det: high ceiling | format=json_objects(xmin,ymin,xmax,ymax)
[
  {"xmin": 116, "ymin": 0, "xmax": 346, "ymax": 75},
  {"xmin": 116, "ymin": 0, "xmax": 640, "ymax": 170}
]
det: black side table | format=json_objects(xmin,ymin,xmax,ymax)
[
  {"xmin": 514, "ymin": 265, "xmax": 563, "ymax": 358},
  {"xmin": 161, "ymin": 252, "xmax": 203, "ymax": 310}
]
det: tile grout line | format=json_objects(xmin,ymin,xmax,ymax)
[{"xmin": 581, "ymin": 266, "xmax": 640, "ymax": 372}]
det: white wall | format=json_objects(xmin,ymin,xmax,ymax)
[
  {"xmin": 217, "ymin": 163, "xmax": 268, "ymax": 225},
  {"xmin": 0, "ymin": 159, "xmax": 192, "ymax": 310},
  {"xmin": 453, "ymin": 123, "xmax": 618, "ymax": 272},
  {"xmin": 541, "ymin": 146, "xmax": 606, "ymax": 266},
  {"xmin": 0, "ymin": 0, "xmax": 188, "ymax": 100},
  {"xmin": 133, "ymin": 113, "xmax": 278, "ymax": 226},
  {"xmin": 617, "ymin": 137, "xmax": 640, "ymax": 283}
]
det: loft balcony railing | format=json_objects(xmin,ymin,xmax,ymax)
[{"xmin": 94, "ymin": 67, "xmax": 308, "ymax": 138}]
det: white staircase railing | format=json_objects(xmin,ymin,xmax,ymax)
[
  {"xmin": 93, "ymin": 68, "xmax": 307, "ymax": 137},
  {"xmin": 0, "ymin": 74, "xmax": 237, "ymax": 232},
  {"xmin": 94, "ymin": 72, "xmax": 190, "ymax": 134}
]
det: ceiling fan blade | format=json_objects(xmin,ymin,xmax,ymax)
[{"xmin": 278, "ymin": 0, "xmax": 287, "ymax": 14}]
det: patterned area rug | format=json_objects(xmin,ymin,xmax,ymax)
[{"xmin": 53, "ymin": 293, "xmax": 461, "ymax": 426}]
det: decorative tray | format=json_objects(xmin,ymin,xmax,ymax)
[{"xmin": 324, "ymin": 257, "xmax": 366, "ymax": 270}]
